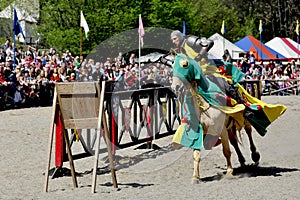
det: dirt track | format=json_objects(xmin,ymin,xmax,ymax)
[{"xmin": 0, "ymin": 96, "xmax": 299, "ymax": 200}]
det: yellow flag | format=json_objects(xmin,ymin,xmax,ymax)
[
  {"xmin": 296, "ymin": 20, "xmax": 299, "ymax": 35},
  {"xmin": 259, "ymin": 20, "xmax": 263, "ymax": 33},
  {"xmin": 221, "ymin": 20, "xmax": 226, "ymax": 35}
]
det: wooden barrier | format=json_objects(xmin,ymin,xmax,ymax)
[
  {"xmin": 261, "ymin": 79, "xmax": 300, "ymax": 96},
  {"xmin": 44, "ymin": 81, "xmax": 117, "ymax": 193}
]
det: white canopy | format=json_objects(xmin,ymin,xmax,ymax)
[{"xmin": 208, "ymin": 33, "xmax": 245, "ymax": 60}]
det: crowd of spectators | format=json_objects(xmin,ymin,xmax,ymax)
[
  {"xmin": 1, "ymin": 37, "xmax": 300, "ymax": 110},
  {"xmin": 232, "ymin": 51, "xmax": 300, "ymax": 95},
  {"xmin": 0, "ymin": 38, "xmax": 173, "ymax": 110}
]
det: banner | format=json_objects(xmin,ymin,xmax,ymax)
[
  {"xmin": 80, "ymin": 11, "xmax": 89, "ymax": 39},
  {"xmin": 138, "ymin": 14, "xmax": 145, "ymax": 48},
  {"xmin": 13, "ymin": 8, "xmax": 25, "ymax": 39},
  {"xmin": 221, "ymin": 20, "xmax": 226, "ymax": 35}
]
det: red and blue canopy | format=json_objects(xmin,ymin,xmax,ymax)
[{"xmin": 235, "ymin": 36, "xmax": 286, "ymax": 60}]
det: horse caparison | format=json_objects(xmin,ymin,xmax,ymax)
[{"xmin": 171, "ymin": 60, "xmax": 260, "ymax": 183}]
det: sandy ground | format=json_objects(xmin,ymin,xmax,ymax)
[{"xmin": 0, "ymin": 96, "xmax": 300, "ymax": 200}]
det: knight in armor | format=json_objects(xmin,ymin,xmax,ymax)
[
  {"xmin": 170, "ymin": 30, "xmax": 214, "ymax": 62},
  {"xmin": 170, "ymin": 30, "xmax": 238, "ymax": 100}
]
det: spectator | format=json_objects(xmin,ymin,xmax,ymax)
[
  {"xmin": 129, "ymin": 53, "xmax": 136, "ymax": 65},
  {"xmin": 1, "ymin": 38, "xmax": 10, "ymax": 52},
  {"xmin": 6, "ymin": 57, "xmax": 14, "ymax": 70},
  {"xmin": 0, "ymin": 46, "xmax": 6, "ymax": 63},
  {"xmin": 241, "ymin": 54, "xmax": 249, "ymax": 73},
  {"xmin": 116, "ymin": 52, "xmax": 125, "ymax": 66},
  {"xmin": 222, "ymin": 49, "xmax": 232, "ymax": 63},
  {"xmin": 92, "ymin": 63, "xmax": 104, "ymax": 81},
  {"xmin": 284, "ymin": 63, "xmax": 293, "ymax": 77},
  {"xmin": 291, "ymin": 59, "xmax": 297, "ymax": 74},
  {"xmin": 58, "ymin": 67, "xmax": 67, "ymax": 82},
  {"xmin": 249, "ymin": 51, "xmax": 256, "ymax": 68}
]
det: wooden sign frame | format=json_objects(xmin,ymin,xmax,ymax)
[{"xmin": 44, "ymin": 81, "xmax": 118, "ymax": 193}]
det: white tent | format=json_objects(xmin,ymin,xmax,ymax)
[
  {"xmin": 265, "ymin": 37, "xmax": 300, "ymax": 59},
  {"xmin": 208, "ymin": 33, "xmax": 245, "ymax": 60},
  {"xmin": 0, "ymin": 4, "xmax": 38, "ymax": 43}
]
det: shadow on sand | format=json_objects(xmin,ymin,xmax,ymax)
[
  {"xmin": 201, "ymin": 164, "xmax": 300, "ymax": 182},
  {"xmin": 47, "ymin": 143, "xmax": 178, "ymax": 178}
]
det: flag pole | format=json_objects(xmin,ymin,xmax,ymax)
[
  {"xmin": 138, "ymin": 14, "xmax": 145, "ymax": 89},
  {"xmin": 260, "ymin": 33, "xmax": 262, "ymax": 61},
  {"xmin": 138, "ymin": 30, "xmax": 141, "ymax": 89},
  {"xmin": 297, "ymin": 35, "xmax": 299, "ymax": 62},
  {"xmin": 138, "ymin": 14, "xmax": 142, "ymax": 89},
  {"xmin": 297, "ymin": 20, "xmax": 300, "ymax": 62},
  {"xmin": 13, "ymin": 34, "xmax": 16, "ymax": 69},
  {"xmin": 80, "ymin": 26, "xmax": 82, "ymax": 60},
  {"xmin": 221, "ymin": 20, "xmax": 225, "ymax": 53},
  {"xmin": 223, "ymin": 34, "xmax": 225, "ymax": 53},
  {"xmin": 259, "ymin": 20, "xmax": 263, "ymax": 61}
]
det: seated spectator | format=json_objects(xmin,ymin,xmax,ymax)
[{"xmin": 124, "ymin": 70, "xmax": 137, "ymax": 89}]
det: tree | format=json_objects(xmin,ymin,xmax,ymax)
[{"xmin": 35, "ymin": 0, "xmax": 300, "ymax": 57}]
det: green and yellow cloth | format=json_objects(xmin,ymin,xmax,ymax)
[{"xmin": 172, "ymin": 54, "xmax": 286, "ymax": 150}]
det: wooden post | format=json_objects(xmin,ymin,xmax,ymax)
[
  {"xmin": 102, "ymin": 110, "xmax": 118, "ymax": 188},
  {"xmin": 92, "ymin": 81, "xmax": 106, "ymax": 193},
  {"xmin": 63, "ymin": 128, "xmax": 78, "ymax": 188},
  {"xmin": 44, "ymin": 87, "xmax": 57, "ymax": 192}
]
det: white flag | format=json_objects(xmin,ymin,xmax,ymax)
[{"xmin": 80, "ymin": 11, "xmax": 89, "ymax": 39}]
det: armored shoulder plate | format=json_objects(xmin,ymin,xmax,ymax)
[
  {"xmin": 185, "ymin": 36, "xmax": 202, "ymax": 52},
  {"xmin": 185, "ymin": 36, "xmax": 214, "ymax": 53}
]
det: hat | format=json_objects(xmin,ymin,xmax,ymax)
[
  {"xmin": 170, "ymin": 30, "xmax": 184, "ymax": 42},
  {"xmin": 7, "ymin": 57, "xmax": 13, "ymax": 62}
]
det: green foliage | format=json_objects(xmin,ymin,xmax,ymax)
[{"xmin": 33, "ymin": 0, "xmax": 300, "ymax": 57}]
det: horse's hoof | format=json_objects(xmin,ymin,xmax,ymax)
[
  {"xmin": 251, "ymin": 152, "xmax": 260, "ymax": 163},
  {"xmin": 191, "ymin": 177, "xmax": 200, "ymax": 184},
  {"xmin": 224, "ymin": 173, "xmax": 237, "ymax": 180},
  {"xmin": 225, "ymin": 172, "xmax": 233, "ymax": 177}
]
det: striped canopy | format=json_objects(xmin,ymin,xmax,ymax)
[{"xmin": 265, "ymin": 37, "xmax": 300, "ymax": 59}]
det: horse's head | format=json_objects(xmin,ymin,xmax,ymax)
[{"xmin": 171, "ymin": 54, "xmax": 202, "ymax": 95}]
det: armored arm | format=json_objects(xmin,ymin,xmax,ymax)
[{"xmin": 185, "ymin": 36, "xmax": 214, "ymax": 62}]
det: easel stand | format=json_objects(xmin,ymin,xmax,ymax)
[{"xmin": 44, "ymin": 81, "xmax": 118, "ymax": 193}]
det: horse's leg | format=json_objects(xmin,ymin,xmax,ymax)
[
  {"xmin": 244, "ymin": 120, "xmax": 260, "ymax": 165},
  {"xmin": 192, "ymin": 149, "xmax": 200, "ymax": 184},
  {"xmin": 228, "ymin": 126, "xmax": 246, "ymax": 167},
  {"xmin": 220, "ymin": 130, "xmax": 233, "ymax": 176}
]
